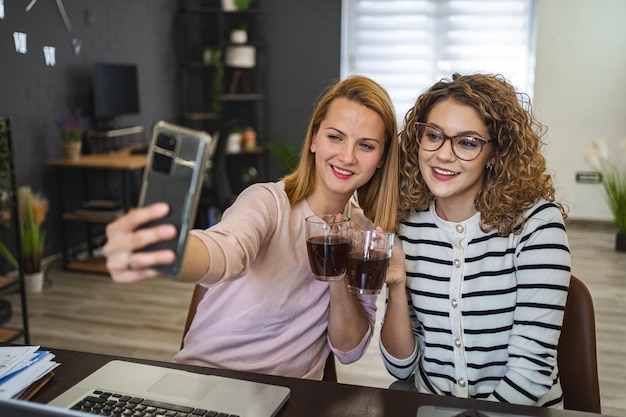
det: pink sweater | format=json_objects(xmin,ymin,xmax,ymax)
[{"xmin": 173, "ymin": 182, "xmax": 377, "ymax": 380}]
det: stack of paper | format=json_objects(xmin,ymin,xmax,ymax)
[{"xmin": 0, "ymin": 345, "xmax": 59, "ymax": 399}]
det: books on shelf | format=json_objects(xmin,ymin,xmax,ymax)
[{"xmin": 0, "ymin": 345, "xmax": 59, "ymax": 400}]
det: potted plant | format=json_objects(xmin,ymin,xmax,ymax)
[
  {"xmin": 56, "ymin": 109, "xmax": 88, "ymax": 160},
  {"xmin": 222, "ymin": 0, "xmax": 252, "ymax": 11},
  {"xmin": 585, "ymin": 137, "xmax": 626, "ymax": 251},
  {"xmin": 203, "ymin": 47, "xmax": 224, "ymax": 115},
  {"xmin": 230, "ymin": 22, "xmax": 249, "ymax": 44},
  {"xmin": 0, "ymin": 186, "xmax": 48, "ymax": 293}
]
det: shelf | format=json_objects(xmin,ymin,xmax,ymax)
[
  {"xmin": 226, "ymin": 146, "xmax": 264, "ymax": 155},
  {"xmin": 183, "ymin": 112, "xmax": 218, "ymax": 121},
  {"xmin": 179, "ymin": 6, "xmax": 260, "ymax": 14},
  {"xmin": 49, "ymin": 147, "xmax": 145, "ymax": 273},
  {"xmin": 0, "ymin": 327, "xmax": 24, "ymax": 344},
  {"xmin": 0, "ymin": 116, "xmax": 29, "ymax": 344},
  {"xmin": 66, "ymin": 256, "xmax": 109, "ymax": 274},
  {"xmin": 88, "ymin": 126, "xmax": 145, "ymax": 138},
  {"xmin": 0, "ymin": 275, "xmax": 18, "ymax": 291},
  {"xmin": 46, "ymin": 148, "xmax": 147, "ymax": 170},
  {"xmin": 221, "ymin": 93, "xmax": 263, "ymax": 101},
  {"xmin": 62, "ymin": 212, "xmax": 124, "ymax": 223}
]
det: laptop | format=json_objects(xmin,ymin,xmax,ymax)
[
  {"xmin": 47, "ymin": 360, "xmax": 290, "ymax": 417},
  {"xmin": 0, "ymin": 397, "xmax": 93, "ymax": 417}
]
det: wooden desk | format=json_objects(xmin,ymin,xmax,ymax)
[
  {"xmin": 47, "ymin": 149, "xmax": 147, "ymax": 273},
  {"xmin": 46, "ymin": 148, "xmax": 147, "ymax": 171},
  {"xmin": 31, "ymin": 348, "xmax": 597, "ymax": 417}
]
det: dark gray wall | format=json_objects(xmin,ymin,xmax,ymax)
[
  {"xmin": 0, "ymin": 0, "xmax": 340, "ymax": 259},
  {"xmin": 264, "ymin": 0, "xmax": 342, "ymax": 179}
]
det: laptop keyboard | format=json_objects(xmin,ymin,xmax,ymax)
[{"xmin": 70, "ymin": 389, "xmax": 240, "ymax": 417}]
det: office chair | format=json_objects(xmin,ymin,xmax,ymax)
[
  {"xmin": 557, "ymin": 274, "xmax": 601, "ymax": 413},
  {"xmin": 181, "ymin": 284, "xmax": 338, "ymax": 382}
]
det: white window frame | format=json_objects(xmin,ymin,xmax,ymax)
[{"xmin": 341, "ymin": 0, "xmax": 538, "ymax": 126}]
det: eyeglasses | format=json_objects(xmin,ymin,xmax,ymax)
[{"xmin": 414, "ymin": 122, "xmax": 492, "ymax": 161}]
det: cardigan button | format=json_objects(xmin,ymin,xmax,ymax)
[
  {"xmin": 458, "ymin": 378, "xmax": 466, "ymax": 387},
  {"xmin": 455, "ymin": 224, "xmax": 464, "ymax": 233}
]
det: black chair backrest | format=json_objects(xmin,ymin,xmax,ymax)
[{"xmin": 557, "ymin": 275, "xmax": 601, "ymax": 413}]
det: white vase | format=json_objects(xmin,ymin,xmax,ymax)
[
  {"xmin": 230, "ymin": 29, "xmax": 248, "ymax": 44},
  {"xmin": 227, "ymin": 132, "xmax": 242, "ymax": 153},
  {"xmin": 225, "ymin": 45, "xmax": 256, "ymax": 68},
  {"xmin": 24, "ymin": 271, "xmax": 44, "ymax": 294},
  {"xmin": 221, "ymin": 0, "xmax": 236, "ymax": 11}
]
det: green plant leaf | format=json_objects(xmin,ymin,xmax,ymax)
[{"xmin": 266, "ymin": 139, "xmax": 299, "ymax": 174}]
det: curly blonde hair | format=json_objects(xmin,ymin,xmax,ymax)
[{"xmin": 398, "ymin": 73, "xmax": 567, "ymax": 235}]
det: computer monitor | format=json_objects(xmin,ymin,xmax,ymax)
[{"xmin": 92, "ymin": 62, "xmax": 140, "ymax": 130}]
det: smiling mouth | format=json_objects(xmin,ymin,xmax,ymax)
[
  {"xmin": 332, "ymin": 165, "xmax": 354, "ymax": 177},
  {"xmin": 433, "ymin": 167, "xmax": 458, "ymax": 177}
]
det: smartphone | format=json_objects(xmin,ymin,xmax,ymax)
[{"xmin": 136, "ymin": 121, "xmax": 212, "ymax": 278}]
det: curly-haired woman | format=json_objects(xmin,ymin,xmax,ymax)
[{"xmin": 381, "ymin": 73, "xmax": 571, "ymax": 407}]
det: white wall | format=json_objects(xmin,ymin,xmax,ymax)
[{"xmin": 534, "ymin": 0, "xmax": 626, "ymax": 221}]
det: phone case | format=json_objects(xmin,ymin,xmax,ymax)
[{"xmin": 137, "ymin": 121, "xmax": 212, "ymax": 278}]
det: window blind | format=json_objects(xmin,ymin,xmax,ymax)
[{"xmin": 341, "ymin": 0, "xmax": 537, "ymax": 124}]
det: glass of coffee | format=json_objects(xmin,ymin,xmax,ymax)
[
  {"xmin": 346, "ymin": 229, "xmax": 394, "ymax": 295},
  {"xmin": 305, "ymin": 214, "xmax": 351, "ymax": 281}
]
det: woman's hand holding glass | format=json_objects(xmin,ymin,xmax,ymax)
[
  {"xmin": 346, "ymin": 228, "xmax": 394, "ymax": 295},
  {"xmin": 305, "ymin": 214, "xmax": 352, "ymax": 281}
]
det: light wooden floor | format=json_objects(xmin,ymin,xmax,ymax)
[{"xmin": 2, "ymin": 222, "xmax": 624, "ymax": 416}]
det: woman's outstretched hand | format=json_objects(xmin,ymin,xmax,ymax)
[{"xmin": 102, "ymin": 202, "xmax": 177, "ymax": 283}]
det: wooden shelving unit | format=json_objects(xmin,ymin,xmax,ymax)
[
  {"xmin": 47, "ymin": 146, "xmax": 147, "ymax": 274},
  {"xmin": 0, "ymin": 116, "xmax": 29, "ymax": 344},
  {"xmin": 177, "ymin": 1, "xmax": 267, "ymax": 197}
]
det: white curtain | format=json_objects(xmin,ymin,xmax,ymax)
[{"xmin": 341, "ymin": 0, "xmax": 537, "ymax": 125}]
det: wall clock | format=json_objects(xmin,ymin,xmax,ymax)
[{"xmin": 25, "ymin": 0, "xmax": 73, "ymax": 32}]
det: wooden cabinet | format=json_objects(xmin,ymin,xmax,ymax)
[{"xmin": 177, "ymin": 1, "xmax": 267, "ymax": 199}]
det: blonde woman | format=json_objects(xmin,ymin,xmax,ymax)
[{"xmin": 103, "ymin": 75, "xmax": 399, "ymax": 380}]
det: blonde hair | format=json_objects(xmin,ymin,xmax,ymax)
[
  {"xmin": 283, "ymin": 75, "xmax": 399, "ymax": 231},
  {"xmin": 398, "ymin": 73, "xmax": 567, "ymax": 235}
]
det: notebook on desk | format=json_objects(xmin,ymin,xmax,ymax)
[{"xmin": 47, "ymin": 359, "xmax": 290, "ymax": 417}]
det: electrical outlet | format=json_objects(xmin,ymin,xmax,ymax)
[{"xmin": 576, "ymin": 171, "xmax": 602, "ymax": 184}]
